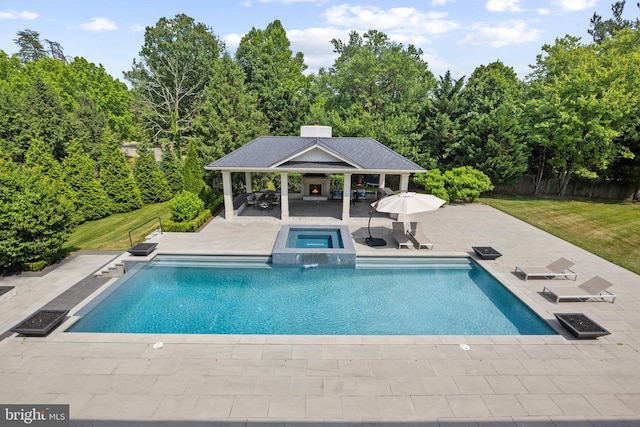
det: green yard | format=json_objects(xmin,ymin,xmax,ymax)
[
  {"xmin": 64, "ymin": 202, "xmax": 171, "ymax": 252},
  {"xmin": 481, "ymin": 196, "xmax": 640, "ymax": 275}
]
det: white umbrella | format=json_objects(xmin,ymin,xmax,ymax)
[
  {"xmin": 372, "ymin": 192, "xmax": 446, "ymax": 215},
  {"xmin": 365, "ymin": 192, "xmax": 445, "ymax": 247}
]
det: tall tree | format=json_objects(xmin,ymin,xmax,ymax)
[
  {"xmin": 194, "ymin": 53, "xmax": 269, "ymax": 163},
  {"xmin": 160, "ymin": 146, "xmax": 183, "ymax": 195},
  {"xmin": 235, "ymin": 20, "xmax": 310, "ymax": 135},
  {"xmin": 523, "ymin": 36, "xmax": 630, "ymax": 195},
  {"xmin": 62, "ymin": 140, "xmax": 112, "ymax": 221},
  {"xmin": 13, "ymin": 29, "xmax": 46, "ymax": 64},
  {"xmin": 98, "ymin": 136, "xmax": 142, "ymax": 212},
  {"xmin": 182, "ymin": 140, "xmax": 205, "ymax": 195},
  {"xmin": 458, "ymin": 61, "xmax": 528, "ymax": 186},
  {"xmin": 311, "ymin": 30, "xmax": 435, "ymax": 163},
  {"xmin": 133, "ymin": 142, "xmax": 171, "ymax": 204},
  {"xmin": 418, "ymin": 71, "xmax": 465, "ymax": 169},
  {"xmin": 125, "ymin": 14, "xmax": 221, "ymax": 148},
  {"xmin": 589, "ymin": 0, "xmax": 640, "ymax": 43}
]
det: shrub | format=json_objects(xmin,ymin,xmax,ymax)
[
  {"xmin": 413, "ymin": 170, "xmax": 450, "ymax": 203},
  {"xmin": 163, "ymin": 209, "xmax": 211, "ymax": 232},
  {"xmin": 168, "ymin": 190, "xmax": 205, "ymax": 222},
  {"xmin": 443, "ymin": 166, "xmax": 494, "ymax": 202}
]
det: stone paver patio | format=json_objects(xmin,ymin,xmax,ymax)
[{"xmin": 1, "ymin": 202, "xmax": 639, "ymax": 425}]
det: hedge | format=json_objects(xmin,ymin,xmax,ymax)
[{"xmin": 162, "ymin": 209, "xmax": 212, "ymax": 232}]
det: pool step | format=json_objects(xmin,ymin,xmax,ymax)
[{"xmin": 95, "ymin": 261, "xmax": 125, "ymax": 278}]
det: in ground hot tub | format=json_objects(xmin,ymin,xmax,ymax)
[{"xmin": 272, "ymin": 225, "xmax": 356, "ymax": 267}]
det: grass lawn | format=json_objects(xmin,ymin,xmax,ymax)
[
  {"xmin": 64, "ymin": 202, "xmax": 171, "ymax": 252},
  {"xmin": 480, "ymin": 195, "xmax": 640, "ymax": 275}
]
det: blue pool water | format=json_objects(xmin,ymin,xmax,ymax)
[
  {"xmin": 286, "ymin": 228, "xmax": 344, "ymax": 249},
  {"xmin": 68, "ymin": 256, "xmax": 555, "ymax": 335}
]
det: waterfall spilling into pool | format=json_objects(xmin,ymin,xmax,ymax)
[{"xmin": 271, "ymin": 225, "xmax": 356, "ymax": 267}]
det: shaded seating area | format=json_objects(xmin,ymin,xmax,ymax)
[
  {"xmin": 542, "ymin": 276, "xmax": 617, "ymax": 303},
  {"xmin": 392, "ymin": 222, "xmax": 412, "ymax": 249},
  {"xmin": 408, "ymin": 221, "xmax": 433, "ymax": 250},
  {"xmin": 515, "ymin": 257, "xmax": 577, "ymax": 281}
]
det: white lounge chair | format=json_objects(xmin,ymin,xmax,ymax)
[
  {"xmin": 392, "ymin": 222, "xmax": 412, "ymax": 249},
  {"xmin": 542, "ymin": 276, "xmax": 617, "ymax": 303},
  {"xmin": 408, "ymin": 221, "xmax": 433, "ymax": 250},
  {"xmin": 515, "ymin": 257, "xmax": 577, "ymax": 281}
]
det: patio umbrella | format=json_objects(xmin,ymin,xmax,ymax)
[
  {"xmin": 365, "ymin": 192, "xmax": 446, "ymax": 246},
  {"xmin": 373, "ymin": 192, "xmax": 446, "ymax": 215}
]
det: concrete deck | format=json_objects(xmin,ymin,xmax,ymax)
[{"xmin": 1, "ymin": 201, "xmax": 639, "ymax": 425}]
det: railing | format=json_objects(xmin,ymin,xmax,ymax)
[{"xmin": 128, "ymin": 217, "xmax": 163, "ymax": 248}]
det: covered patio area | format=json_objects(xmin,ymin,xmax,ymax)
[{"xmin": 205, "ymin": 125, "xmax": 425, "ymax": 221}]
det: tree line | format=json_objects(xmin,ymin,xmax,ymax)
[{"xmin": 0, "ymin": 1, "xmax": 639, "ymax": 270}]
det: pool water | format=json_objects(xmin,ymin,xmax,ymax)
[
  {"xmin": 286, "ymin": 228, "xmax": 344, "ymax": 249},
  {"xmin": 68, "ymin": 256, "xmax": 555, "ymax": 335}
]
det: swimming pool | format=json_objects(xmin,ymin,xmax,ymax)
[{"xmin": 68, "ymin": 255, "xmax": 555, "ymax": 335}]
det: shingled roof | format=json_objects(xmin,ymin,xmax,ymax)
[{"xmin": 205, "ymin": 136, "xmax": 425, "ymax": 173}]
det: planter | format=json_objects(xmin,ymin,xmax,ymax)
[
  {"xmin": 127, "ymin": 242, "xmax": 157, "ymax": 256},
  {"xmin": 11, "ymin": 309, "xmax": 69, "ymax": 336},
  {"xmin": 472, "ymin": 246, "xmax": 502, "ymax": 260},
  {"xmin": 555, "ymin": 313, "xmax": 611, "ymax": 339}
]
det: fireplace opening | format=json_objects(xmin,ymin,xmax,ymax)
[{"xmin": 309, "ymin": 184, "xmax": 322, "ymax": 195}]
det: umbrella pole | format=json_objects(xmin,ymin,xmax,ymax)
[{"xmin": 366, "ymin": 207, "xmax": 386, "ymax": 247}]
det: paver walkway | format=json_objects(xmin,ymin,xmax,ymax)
[{"xmin": 1, "ymin": 203, "xmax": 639, "ymax": 425}]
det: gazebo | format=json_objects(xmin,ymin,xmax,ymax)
[{"xmin": 204, "ymin": 126, "xmax": 426, "ymax": 221}]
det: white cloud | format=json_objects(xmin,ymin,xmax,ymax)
[
  {"xmin": 0, "ymin": 9, "xmax": 38, "ymax": 20},
  {"xmin": 323, "ymin": 5, "xmax": 460, "ymax": 35},
  {"xmin": 486, "ymin": 0, "xmax": 524, "ymax": 13},
  {"xmin": 243, "ymin": 0, "xmax": 329, "ymax": 5},
  {"xmin": 551, "ymin": 0, "xmax": 599, "ymax": 12},
  {"xmin": 537, "ymin": 8, "xmax": 551, "ymax": 15},
  {"xmin": 80, "ymin": 17, "xmax": 117, "ymax": 32},
  {"xmin": 128, "ymin": 23, "xmax": 145, "ymax": 33},
  {"xmin": 458, "ymin": 19, "xmax": 541, "ymax": 47},
  {"xmin": 432, "ymin": 0, "xmax": 455, "ymax": 5}
]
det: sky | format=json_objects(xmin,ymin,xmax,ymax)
[{"xmin": 0, "ymin": 0, "xmax": 630, "ymax": 82}]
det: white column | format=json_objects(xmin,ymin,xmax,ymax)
[
  {"xmin": 378, "ymin": 173, "xmax": 386, "ymax": 190},
  {"xmin": 342, "ymin": 173, "xmax": 352, "ymax": 221},
  {"xmin": 400, "ymin": 174, "xmax": 410, "ymax": 192},
  {"xmin": 245, "ymin": 172, "xmax": 252, "ymax": 193},
  {"xmin": 280, "ymin": 172, "xmax": 289, "ymax": 221},
  {"xmin": 222, "ymin": 171, "xmax": 234, "ymax": 220}
]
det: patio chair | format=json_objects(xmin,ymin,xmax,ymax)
[
  {"xmin": 542, "ymin": 276, "xmax": 617, "ymax": 303},
  {"xmin": 408, "ymin": 221, "xmax": 434, "ymax": 250},
  {"xmin": 332, "ymin": 189, "xmax": 343, "ymax": 201},
  {"xmin": 515, "ymin": 257, "xmax": 577, "ymax": 281},
  {"xmin": 246, "ymin": 194, "xmax": 257, "ymax": 209},
  {"xmin": 392, "ymin": 222, "xmax": 412, "ymax": 249}
]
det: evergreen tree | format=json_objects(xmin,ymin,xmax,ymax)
[
  {"xmin": 24, "ymin": 138, "xmax": 62, "ymax": 180},
  {"xmin": 194, "ymin": 53, "xmax": 269, "ymax": 163},
  {"xmin": 160, "ymin": 145, "xmax": 183, "ymax": 195},
  {"xmin": 133, "ymin": 142, "xmax": 171, "ymax": 204},
  {"xmin": 62, "ymin": 140, "xmax": 112, "ymax": 221},
  {"xmin": 0, "ymin": 158, "xmax": 77, "ymax": 271},
  {"xmin": 98, "ymin": 136, "xmax": 142, "ymax": 212},
  {"xmin": 182, "ymin": 140, "xmax": 205, "ymax": 195}
]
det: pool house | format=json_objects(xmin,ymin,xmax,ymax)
[{"xmin": 205, "ymin": 125, "xmax": 425, "ymax": 221}]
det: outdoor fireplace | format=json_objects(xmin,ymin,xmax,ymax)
[{"xmin": 309, "ymin": 184, "xmax": 322, "ymax": 195}]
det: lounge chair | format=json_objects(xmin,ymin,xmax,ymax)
[
  {"xmin": 515, "ymin": 257, "xmax": 577, "ymax": 281},
  {"xmin": 408, "ymin": 221, "xmax": 433, "ymax": 250},
  {"xmin": 392, "ymin": 222, "xmax": 412, "ymax": 249},
  {"xmin": 542, "ymin": 276, "xmax": 617, "ymax": 303}
]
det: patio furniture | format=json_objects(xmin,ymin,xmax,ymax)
[
  {"xmin": 356, "ymin": 188, "xmax": 367, "ymax": 202},
  {"xmin": 246, "ymin": 193, "xmax": 257, "ymax": 209},
  {"xmin": 408, "ymin": 221, "xmax": 433, "ymax": 250},
  {"xmin": 392, "ymin": 221, "xmax": 412, "ymax": 249},
  {"xmin": 515, "ymin": 257, "xmax": 577, "ymax": 281},
  {"xmin": 332, "ymin": 189, "xmax": 343, "ymax": 201},
  {"xmin": 542, "ymin": 276, "xmax": 617, "ymax": 303}
]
